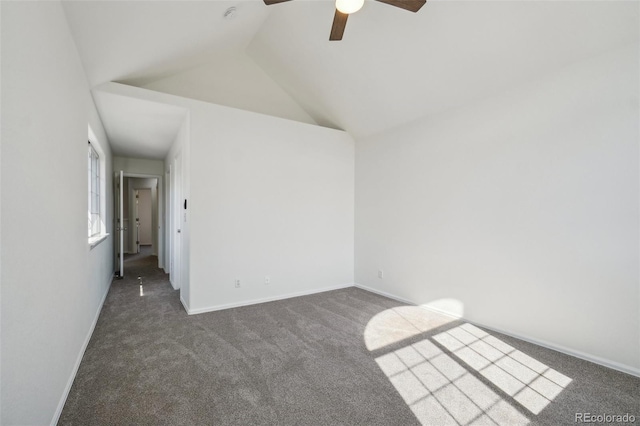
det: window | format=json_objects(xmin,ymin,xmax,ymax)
[
  {"xmin": 88, "ymin": 126, "xmax": 109, "ymax": 249},
  {"xmin": 88, "ymin": 142, "xmax": 101, "ymax": 237}
]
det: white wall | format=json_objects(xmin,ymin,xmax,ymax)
[
  {"xmin": 99, "ymin": 82, "xmax": 354, "ymax": 314},
  {"xmin": 0, "ymin": 3, "xmax": 3, "ymax": 420},
  {"xmin": 113, "ymin": 156, "xmax": 164, "ymax": 176},
  {"xmin": 355, "ymin": 44, "xmax": 639, "ymax": 373},
  {"xmin": 88, "ymin": 99, "xmax": 115, "ymax": 307},
  {"xmin": 187, "ymin": 102, "xmax": 354, "ymax": 312},
  {"xmin": 164, "ymin": 117, "xmax": 189, "ymax": 290},
  {"xmin": 1, "ymin": 2, "xmax": 114, "ymax": 424}
]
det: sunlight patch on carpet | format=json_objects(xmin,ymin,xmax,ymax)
[
  {"xmin": 364, "ymin": 306, "xmax": 456, "ymax": 351},
  {"xmin": 372, "ymin": 321, "xmax": 572, "ymax": 425}
]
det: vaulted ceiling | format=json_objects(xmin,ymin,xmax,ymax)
[{"xmin": 62, "ymin": 0, "xmax": 639, "ymax": 157}]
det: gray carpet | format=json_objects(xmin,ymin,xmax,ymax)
[{"xmin": 60, "ymin": 255, "xmax": 639, "ymax": 425}]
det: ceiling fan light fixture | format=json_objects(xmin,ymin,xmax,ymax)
[{"xmin": 335, "ymin": 0, "xmax": 364, "ymax": 14}]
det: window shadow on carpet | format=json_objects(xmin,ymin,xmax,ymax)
[{"xmin": 365, "ymin": 307, "xmax": 572, "ymax": 425}]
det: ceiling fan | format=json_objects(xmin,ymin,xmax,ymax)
[{"xmin": 263, "ymin": 0, "xmax": 426, "ymax": 41}]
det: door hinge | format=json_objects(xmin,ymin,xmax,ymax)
[{"xmin": 136, "ymin": 241, "xmax": 140, "ymax": 244}]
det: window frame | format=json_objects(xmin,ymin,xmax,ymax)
[
  {"xmin": 87, "ymin": 133, "xmax": 108, "ymax": 249},
  {"xmin": 88, "ymin": 141, "xmax": 101, "ymax": 238}
]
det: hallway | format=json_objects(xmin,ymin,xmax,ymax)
[
  {"xmin": 59, "ymin": 252, "xmax": 184, "ymax": 424},
  {"xmin": 124, "ymin": 245, "xmax": 154, "ymax": 264}
]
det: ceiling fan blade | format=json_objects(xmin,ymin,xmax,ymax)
[
  {"xmin": 330, "ymin": 10, "xmax": 349, "ymax": 41},
  {"xmin": 263, "ymin": 0, "xmax": 293, "ymax": 5},
  {"xmin": 375, "ymin": 0, "xmax": 426, "ymax": 13}
]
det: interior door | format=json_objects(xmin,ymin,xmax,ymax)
[
  {"xmin": 115, "ymin": 170, "xmax": 124, "ymax": 278},
  {"xmin": 136, "ymin": 188, "xmax": 152, "ymax": 246},
  {"xmin": 135, "ymin": 189, "xmax": 140, "ymax": 254}
]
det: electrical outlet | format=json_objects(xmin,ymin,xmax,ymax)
[
  {"xmin": 264, "ymin": 276, "xmax": 271, "ymax": 285},
  {"xmin": 378, "ymin": 270, "xmax": 384, "ymax": 279},
  {"xmin": 234, "ymin": 279, "xmax": 241, "ymax": 288}
]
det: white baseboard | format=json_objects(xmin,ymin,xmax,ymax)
[
  {"xmin": 185, "ymin": 283, "xmax": 355, "ymax": 315},
  {"xmin": 353, "ymin": 282, "xmax": 640, "ymax": 378},
  {"xmin": 471, "ymin": 322, "xmax": 640, "ymax": 378},
  {"xmin": 180, "ymin": 293, "xmax": 190, "ymax": 313},
  {"xmin": 353, "ymin": 282, "xmax": 418, "ymax": 307},
  {"xmin": 51, "ymin": 273, "xmax": 113, "ymax": 426}
]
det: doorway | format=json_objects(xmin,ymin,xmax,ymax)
[
  {"xmin": 114, "ymin": 172, "xmax": 164, "ymax": 278},
  {"xmin": 126, "ymin": 177, "xmax": 158, "ymax": 264},
  {"xmin": 135, "ymin": 188, "xmax": 153, "ymax": 254}
]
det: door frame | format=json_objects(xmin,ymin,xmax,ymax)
[
  {"xmin": 114, "ymin": 170, "xmax": 124, "ymax": 278},
  {"xmin": 122, "ymin": 172, "xmax": 165, "ymax": 270},
  {"xmin": 170, "ymin": 153, "xmax": 182, "ymax": 290}
]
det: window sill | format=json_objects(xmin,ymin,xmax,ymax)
[{"xmin": 89, "ymin": 233, "xmax": 109, "ymax": 250}]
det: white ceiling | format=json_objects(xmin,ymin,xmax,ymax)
[
  {"xmin": 62, "ymin": 0, "xmax": 271, "ymax": 87},
  {"xmin": 248, "ymin": 0, "xmax": 639, "ymax": 138},
  {"xmin": 141, "ymin": 53, "xmax": 317, "ymax": 125},
  {"xmin": 92, "ymin": 89, "xmax": 187, "ymax": 159},
  {"xmin": 63, "ymin": 0, "xmax": 639, "ymax": 156}
]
